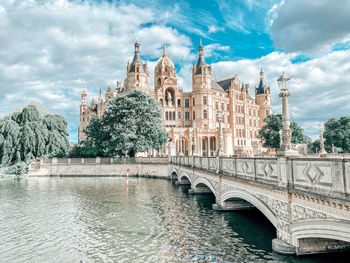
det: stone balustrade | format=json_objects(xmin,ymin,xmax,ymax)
[{"xmin": 171, "ymin": 156, "xmax": 350, "ymax": 204}]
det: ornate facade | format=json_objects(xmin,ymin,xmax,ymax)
[{"xmin": 79, "ymin": 41, "xmax": 272, "ymax": 156}]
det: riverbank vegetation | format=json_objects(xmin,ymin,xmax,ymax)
[{"xmin": 0, "ymin": 104, "xmax": 70, "ymax": 174}]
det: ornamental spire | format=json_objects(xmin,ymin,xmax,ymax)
[{"xmin": 162, "ymin": 44, "xmax": 167, "ymax": 57}]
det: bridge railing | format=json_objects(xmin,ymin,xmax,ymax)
[
  {"xmin": 171, "ymin": 155, "xmax": 350, "ymax": 200},
  {"xmin": 39, "ymin": 157, "xmax": 168, "ymax": 165}
]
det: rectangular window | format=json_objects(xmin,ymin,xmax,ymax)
[
  {"xmin": 166, "ymin": 112, "xmax": 168, "ymax": 120},
  {"xmin": 185, "ymin": 112, "xmax": 190, "ymax": 121},
  {"xmin": 193, "ymin": 111, "xmax": 196, "ymax": 120},
  {"xmin": 173, "ymin": 111, "xmax": 175, "ymax": 120},
  {"xmin": 193, "ymin": 97, "xmax": 195, "ymax": 106},
  {"xmin": 203, "ymin": 96, "xmax": 207, "ymax": 105},
  {"xmin": 203, "ymin": 110, "xmax": 207, "ymax": 119},
  {"xmin": 169, "ymin": 111, "xmax": 172, "ymax": 120},
  {"xmin": 185, "ymin": 99, "xmax": 189, "ymax": 108}
]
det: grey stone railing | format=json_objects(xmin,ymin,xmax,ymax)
[
  {"xmin": 171, "ymin": 156, "xmax": 350, "ymax": 202},
  {"xmin": 39, "ymin": 157, "xmax": 168, "ymax": 165}
]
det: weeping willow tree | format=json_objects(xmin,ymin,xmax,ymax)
[{"xmin": 0, "ymin": 104, "xmax": 69, "ymax": 166}]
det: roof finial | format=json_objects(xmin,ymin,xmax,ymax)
[
  {"xmin": 260, "ymin": 67, "xmax": 264, "ymax": 80},
  {"xmin": 200, "ymin": 38, "xmax": 203, "ymax": 47},
  {"xmin": 163, "ymin": 44, "xmax": 167, "ymax": 57}
]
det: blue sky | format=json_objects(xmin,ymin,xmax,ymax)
[{"xmin": 1, "ymin": 0, "xmax": 350, "ymax": 142}]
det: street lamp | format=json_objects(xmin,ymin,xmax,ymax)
[
  {"xmin": 192, "ymin": 123, "xmax": 197, "ymax": 156},
  {"xmin": 319, "ymin": 123, "xmax": 327, "ymax": 154},
  {"xmin": 277, "ymin": 72, "xmax": 299, "ymax": 156},
  {"xmin": 217, "ymin": 109, "xmax": 224, "ymax": 156}
]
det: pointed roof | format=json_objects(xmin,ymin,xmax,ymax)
[
  {"xmin": 129, "ymin": 40, "xmax": 145, "ymax": 73},
  {"xmin": 162, "ymin": 44, "xmax": 167, "ymax": 57},
  {"xmin": 256, "ymin": 69, "xmax": 265, "ymax": 95},
  {"xmin": 195, "ymin": 39, "xmax": 206, "ymax": 75},
  {"xmin": 81, "ymin": 87, "xmax": 87, "ymax": 96}
]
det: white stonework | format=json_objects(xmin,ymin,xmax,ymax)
[
  {"xmin": 170, "ymin": 155, "xmax": 350, "ymax": 255},
  {"xmin": 79, "ymin": 41, "xmax": 272, "ymax": 157}
]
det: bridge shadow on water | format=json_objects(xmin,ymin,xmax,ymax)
[{"xmin": 176, "ymin": 183, "xmax": 350, "ymax": 263}]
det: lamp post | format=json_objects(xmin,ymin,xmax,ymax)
[
  {"xmin": 179, "ymin": 130, "xmax": 184, "ymax": 156},
  {"xmin": 319, "ymin": 123, "xmax": 327, "ymax": 154},
  {"xmin": 277, "ymin": 72, "xmax": 299, "ymax": 156},
  {"xmin": 192, "ymin": 123, "xmax": 197, "ymax": 156},
  {"xmin": 217, "ymin": 109, "xmax": 225, "ymax": 156}
]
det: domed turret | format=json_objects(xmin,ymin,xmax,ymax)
[
  {"xmin": 154, "ymin": 44, "xmax": 177, "ymax": 91},
  {"xmin": 155, "ymin": 44, "xmax": 175, "ymax": 76}
]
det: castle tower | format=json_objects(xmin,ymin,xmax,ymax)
[
  {"xmin": 78, "ymin": 87, "xmax": 88, "ymax": 142},
  {"xmin": 154, "ymin": 44, "xmax": 177, "ymax": 106},
  {"xmin": 192, "ymin": 40, "xmax": 213, "ymax": 131},
  {"xmin": 255, "ymin": 69, "xmax": 272, "ymax": 127},
  {"xmin": 124, "ymin": 40, "xmax": 150, "ymax": 94},
  {"xmin": 192, "ymin": 39, "xmax": 212, "ymax": 91},
  {"xmin": 97, "ymin": 87, "xmax": 104, "ymax": 118}
]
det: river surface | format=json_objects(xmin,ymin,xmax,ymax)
[{"xmin": 0, "ymin": 177, "xmax": 349, "ymax": 263}]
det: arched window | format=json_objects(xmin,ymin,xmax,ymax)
[
  {"xmin": 166, "ymin": 112, "xmax": 168, "ymax": 120},
  {"xmin": 157, "ymin": 78, "xmax": 161, "ymax": 88},
  {"xmin": 177, "ymin": 99, "xmax": 181, "ymax": 107},
  {"xmin": 173, "ymin": 111, "xmax": 175, "ymax": 120}
]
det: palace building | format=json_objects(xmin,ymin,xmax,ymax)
[{"xmin": 79, "ymin": 41, "xmax": 272, "ymax": 156}]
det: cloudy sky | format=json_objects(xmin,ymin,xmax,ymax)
[{"xmin": 1, "ymin": 0, "xmax": 350, "ymax": 142}]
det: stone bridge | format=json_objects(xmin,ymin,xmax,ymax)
[{"xmin": 170, "ymin": 155, "xmax": 350, "ymax": 255}]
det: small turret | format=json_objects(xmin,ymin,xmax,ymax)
[
  {"xmin": 98, "ymin": 86, "xmax": 103, "ymax": 104},
  {"xmin": 81, "ymin": 87, "xmax": 87, "ymax": 105}
]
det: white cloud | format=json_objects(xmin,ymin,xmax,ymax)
[
  {"xmin": 270, "ymin": 0, "xmax": 350, "ymax": 54},
  {"xmin": 0, "ymin": 0, "xmax": 194, "ymax": 142},
  {"xmin": 211, "ymin": 49, "xmax": 350, "ymax": 137}
]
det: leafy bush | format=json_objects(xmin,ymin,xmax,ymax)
[{"xmin": 4, "ymin": 162, "xmax": 29, "ymax": 175}]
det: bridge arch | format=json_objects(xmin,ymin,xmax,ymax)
[
  {"xmin": 221, "ymin": 189, "xmax": 278, "ymax": 228},
  {"xmin": 179, "ymin": 171, "xmax": 192, "ymax": 184},
  {"xmin": 291, "ymin": 219, "xmax": 350, "ymax": 246},
  {"xmin": 170, "ymin": 168, "xmax": 179, "ymax": 180},
  {"xmin": 192, "ymin": 177, "xmax": 217, "ymax": 197}
]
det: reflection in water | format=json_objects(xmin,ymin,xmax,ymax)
[{"xmin": 0, "ymin": 177, "xmax": 349, "ymax": 263}]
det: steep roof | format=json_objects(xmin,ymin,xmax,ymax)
[
  {"xmin": 129, "ymin": 40, "xmax": 145, "ymax": 73},
  {"xmin": 211, "ymin": 80, "xmax": 225, "ymax": 91},
  {"xmin": 217, "ymin": 78, "xmax": 234, "ymax": 91},
  {"xmin": 195, "ymin": 40, "xmax": 206, "ymax": 75},
  {"xmin": 256, "ymin": 79, "xmax": 265, "ymax": 94}
]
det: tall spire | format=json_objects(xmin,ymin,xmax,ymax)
[
  {"xmin": 195, "ymin": 39, "xmax": 206, "ymax": 74},
  {"xmin": 134, "ymin": 39, "xmax": 140, "ymax": 55},
  {"xmin": 162, "ymin": 44, "xmax": 167, "ymax": 57},
  {"xmin": 260, "ymin": 67, "xmax": 264, "ymax": 80}
]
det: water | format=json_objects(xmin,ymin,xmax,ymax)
[{"xmin": 0, "ymin": 177, "xmax": 349, "ymax": 263}]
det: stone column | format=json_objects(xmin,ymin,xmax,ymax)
[{"xmin": 277, "ymin": 73, "xmax": 299, "ymax": 157}]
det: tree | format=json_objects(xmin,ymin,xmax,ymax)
[
  {"xmin": 82, "ymin": 90, "xmax": 169, "ymax": 157},
  {"xmin": 259, "ymin": 114, "xmax": 310, "ymax": 149},
  {"xmin": 0, "ymin": 105, "xmax": 70, "ymax": 166},
  {"xmin": 324, "ymin": 117, "xmax": 350, "ymax": 153}
]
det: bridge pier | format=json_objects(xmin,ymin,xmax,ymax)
[
  {"xmin": 212, "ymin": 199, "xmax": 255, "ymax": 211},
  {"xmin": 272, "ymin": 238, "xmax": 296, "ymax": 255},
  {"xmin": 188, "ymin": 186, "xmax": 213, "ymax": 194},
  {"xmin": 175, "ymin": 180, "xmax": 191, "ymax": 186}
]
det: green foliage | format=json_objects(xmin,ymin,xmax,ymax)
[
  {"xmin": 259, "ymin": 114, "xmax": 310, "ymax": 149},
  {"xmin": 4, "ymin": 162, "xmax": 28, "ymax": 175},
  {"xmin": 308, "ymin": 139, "xmax": 320, "ymax": 154},
  {"xmin": 80, "ymin": 90, "xmax": 169, "ymax": 157},
  {"xmin": 324, "ymin": 117, "xmax": 350, "ymax": 153},
  {"xmin": 0, "ymin": 105, "xmax": 70, "ymax": 166}
]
